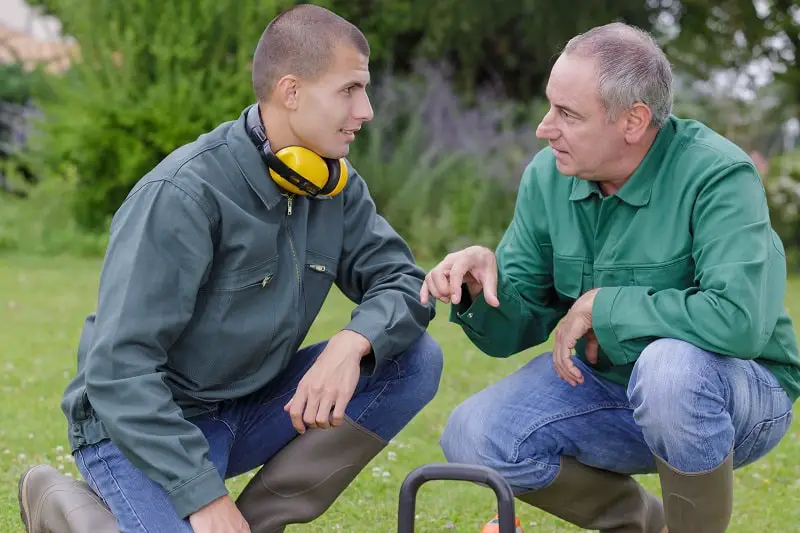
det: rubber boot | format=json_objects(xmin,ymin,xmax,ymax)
[
  {"xmin": 517, "ymin": 456, "xmax": 665, "ymax": 532},
  {"xmin": 655, "ymin": 452, "xmax": 733, "ymax": 533},
  {"xmin": 18, "ymin": 464, "xmax": 119, "ymax": 533},
  {"xmin": 236, "ymin": 416, "xmax": 387, "ymax": 533}
]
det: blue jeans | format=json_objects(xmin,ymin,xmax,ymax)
[
  {"xmin": 73, "ymin": 332, "xmax": 442, "ymax": 532},
  {"xmin": 440, "ymin": 338, "xmax": 794, "ymax": 492}
]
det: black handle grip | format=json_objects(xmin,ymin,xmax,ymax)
[{"xmin": 397, "ymin": 463, "xmax": 517, "ymax": 533}]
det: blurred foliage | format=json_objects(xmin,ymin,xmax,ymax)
[
  {"xmin": 672, "ymin": 76, "xmax": 798, "ymax": 157},
  {"xmin": 27, "ymin": 0, "xmax": 799, "ymax": 104},
  {"xmin": 663, "ymin": 0, "xmax": 800, "ymax": 110},
  {"xmin": 21, "ymin": 0, "xmax": 295, "ymax": 230},
  {"xmin": 0, "ymin": 63, "xmax": 52, "ymax": 105},
  {"xmin": 346, "ymin": 63, "xmax": 544, "ymax": 258},
  {"xmin": 765, "ymin": 147, "xmax": 800, "ymax": 268},
  {"xmin": 7, "ymin": 0, "xmax": 800, "ymax": 261}
]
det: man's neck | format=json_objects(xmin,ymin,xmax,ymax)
[
  {"xmin": 259, "ymin": 104, "xmax": 296, "ymax": 153},
  {"xmin": 598, "ymin": 128, "xmax": 659, "ymax": 196}
]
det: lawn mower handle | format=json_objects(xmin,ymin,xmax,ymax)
[{"xmin": 397, "ymin": 463, "xmax": 517, "ymax": 533}]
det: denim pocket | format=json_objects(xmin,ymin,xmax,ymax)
[{"xmin": 733, "ymin": 409, "xmax": 794, "ymax": 468}]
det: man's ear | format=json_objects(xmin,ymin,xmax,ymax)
[
  {"xmin": 623, "ymin": 103, "xmax": 653, "ymax": 143},
  {"xmin": 275, "ymin": 75, "xmax": 300, "ymax": 110}
]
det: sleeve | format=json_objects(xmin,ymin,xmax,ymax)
[
  {"xmin": 450, "ymin": 163, "xmax": 569, "ymax": 357},
  {"xmin": 83, "ymin": 180, "xmax": 227, "ymax": 519},
  {"xmin": 334, "ymin": 166, "xmax": 436, "ymax": 375},
  {"xmin": 592, "ymin": 162, "xmax": 786, "ymax": 365}
]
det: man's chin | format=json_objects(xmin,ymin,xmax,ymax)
[
  {"xmin": 554, "ymin": 159, "xmax": 574, "ymax": 176},
  {"xmin": 321, "ymin": 146, "xmax": 349, "ymax": 160}
]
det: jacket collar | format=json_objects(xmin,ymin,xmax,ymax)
[
  {"xmin": 569, "ymin": 116, "xmax": 677, "ymax": 206},
  {"xmin": 226, "ymin": 103, "xmax": 285, "ymax": 210}
]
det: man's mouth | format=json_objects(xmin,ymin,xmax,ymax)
[{"xmin": 340, "ymin": 128, "xmax": 359, "ymax": 141}]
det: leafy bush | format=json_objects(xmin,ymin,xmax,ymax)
[
  {"xmin": 0, "ymin": 169, "xmax": 107, "ymax": 257},
  {"xmin": 23, "ymin": 0, "xmax": 548, "ymax": 258},
  {"xmin": 346, "ymin": 61, "xmax": 547, "ymax": 259},
  {"xmin": 24, "ymin": 0, "xmax": 294, "ymax": 231},
  {"xmin": 765, "ymin": 147, "xmax": 800, "ymax": 268}
]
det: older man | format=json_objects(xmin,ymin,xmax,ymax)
[{"xmin": 423, "ymin": 22, "xmax": 799, "ymax": 533}]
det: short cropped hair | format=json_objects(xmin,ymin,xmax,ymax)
[
  {"xmin": 252, "ymin": 5, "xmax": 370, "ymax": 102},
  {"xmin": 563, "ymin": 22, "xmax": 673, "ymax": 128}
]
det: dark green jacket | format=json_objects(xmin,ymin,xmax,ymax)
[
  {"xmin": 452, "ymin": 115, "xmax": 800, "ymax": 401},
  {"xmin": 61, "ymin": 104, "xmax": 436, "ymax": 519}
]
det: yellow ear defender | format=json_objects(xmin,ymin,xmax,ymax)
[{"xmin": 248, "ymin": 110, "xmax": 348, "ymax": 197}]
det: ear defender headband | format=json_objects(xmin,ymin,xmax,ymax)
[{"xmin": 247, "ymin": 112, "xmax": 348, "ymax": 198}]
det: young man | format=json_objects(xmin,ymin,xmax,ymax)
[
  {"xmin": 423, "ymin": 22, "xmax": 799, "ymax": 533},
  {"xmin": 18, "ymin": 5, "xmax": 442, "ymax": 533}
]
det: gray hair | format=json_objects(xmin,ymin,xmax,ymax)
[{"xmin": 563, "ymin": 22, "xmax": 673, "ymax": 128}]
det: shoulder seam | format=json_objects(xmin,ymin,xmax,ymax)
[{"xmin": 129, "ymin": 179, "xmax": 216, "ymax": 227}]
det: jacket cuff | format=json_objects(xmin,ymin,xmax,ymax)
[
  {"xmin": 167, "ymin": 466, "xmax": 228, "ymax": 520},
  {"xmin": 592, "ymin": 287, "xmax": 628, "ymax": 366},
  {"xmin": 343, "ymin": 317, "xmax": 392, "ymax": 377},
  {"xmin": 449, "ymin": 277, "xmax": 513, "ymax": 339}
]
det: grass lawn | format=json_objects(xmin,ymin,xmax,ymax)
[{"xmin": 1, "ymin": 252, "xmax": 798, "ymax": 532}]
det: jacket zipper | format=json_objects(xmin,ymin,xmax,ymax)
[{"xmin": 284, "ymin": 193, "xmax": 302, "ymax": 349}]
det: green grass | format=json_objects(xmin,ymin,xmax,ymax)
[{"xmin": 1, "ymin": 252, "xmax": 799, "ymax": 532}]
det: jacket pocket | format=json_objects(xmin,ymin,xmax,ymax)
[
  {"xmin": 205, "ymin": 256, "xmax": 279, "ymax": 291},
  {"xmin": 176, "ymin": 257, "xmax": 280, "ymax": 385},
  {"xmin": 632, "ymin": 254, "xmax": 695, "ymax": 292},
  {"xmin": 552, "ymin": 255, "xmax": 588, "ymax": 301},
  {"xmin": 593, "ymin": 265, "xmax": 634, "ymax": 288},
  {"xmin": 303, "ymin": 250, "xmax": 339, "ymax": 330}
]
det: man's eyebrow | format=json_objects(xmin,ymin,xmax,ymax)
[
  {"xmin": 545, "ymin": 88, "xmax": 582, "ymax": 117},
  {"xmin": 554, "ymin": 103, "xmax": 582, "ymax": 117},
  {"xmin": 343, "ymin": 80, "xmax": 370, "ymax": 89}
]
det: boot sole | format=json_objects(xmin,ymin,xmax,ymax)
[{"xmin": 17, "ymin": 465, "xmax": 37, "ymax": 533}]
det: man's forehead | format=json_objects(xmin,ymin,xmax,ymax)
[
  {"xmin": 546, "ymin": 56, "xmax": 598, "ymax": 106},
  {"xmin": 327, "ymin": 46, "xmax": 370, "ymax": 82}
]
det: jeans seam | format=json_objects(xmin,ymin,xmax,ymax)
[
  {"xmin": 733, "ymin": 409, "xmax": 792, "ymax": 457},
  {"xmin": 96, "ymin": 444, "xmax": 151, "ymax": 533},
  {"xmin": 75, "ymin": 449, "xmax": 104, "ymax": 505},
  {"xmin": 354, "ymin": 358, "xmax": 402, "ymax": 426},
  {"xmin": 694, "ymin": 379, "xmax": 718, "ymax": 470},
  {"xmin": 209, "ymin": 413, "xmax": 236, "ymax": 441},
  {"xmin": 512, "ymin": 402, "xmax": 633, "ymax": 463},
  {"xmin": 714, "ymin": 357, "xmax": 786, "ymax": 390}
]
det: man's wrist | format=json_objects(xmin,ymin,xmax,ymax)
[
  {"xmin": 581, "ymin": 288, "xmax": 600, "ymax": 321},
  {"xmin": 330, "ymin": 329, "xmax": 373, "ymax": 359}
]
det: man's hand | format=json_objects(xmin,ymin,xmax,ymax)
[
  {"xmin": 553, "ymin": 289, "xmax": 599, "ymax": 386},
  {"xmin": 284, "ymin": 330, "xmax": 370, "ymax": 433},
  {"xmin": 420, "ymin": 246, "xmax": 500, "ymax": 307},
  {"xmin": 189, "ymin": 495, "xmax": 250, "ymax": 533}
]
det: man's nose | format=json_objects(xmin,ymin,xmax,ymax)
[
  {"xmin": 536, "ymin": 109, "xmax": 558, "ymax": 140},
  {"xmin": 354, "ymin": 92, "xmax": 374, "ymax": 122}
]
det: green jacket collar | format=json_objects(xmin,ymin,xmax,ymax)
[{"xmin": 569, "ymin": 116, "xmax": 677, "ymax": 206}]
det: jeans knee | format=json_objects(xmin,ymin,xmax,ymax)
[
  {"xmin": 628, "ymin": 339, "xmax": 710, "ymax": 419},
  {"xmin": 400, "ymin": 331, "xmax": 443, "ymax": 409},
  {"xmin": 628, "ymin": 339, "xmax": 731, "ymax": 464},
  {"xmin": 440, "ymin": 399, "xmax": 493, "ymax": 465},
  {"xmin": 440, "ymin": 398, "xmax": 561, "ymax": 491}
]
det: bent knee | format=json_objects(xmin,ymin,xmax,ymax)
[
  {"xmin": 628, "ymin": 338, "xmax": 721, "ymax": 428},
  {"xmin": 401, "ymin": 331, "xmax": 444, "ymax": 404},
  {"xmin": 440, "ymin": 398, "xmax": 497, "ymax": 466},
  {"xmin": 629, "ymin": 338, "xmax": 715, "ymax": 398}
]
